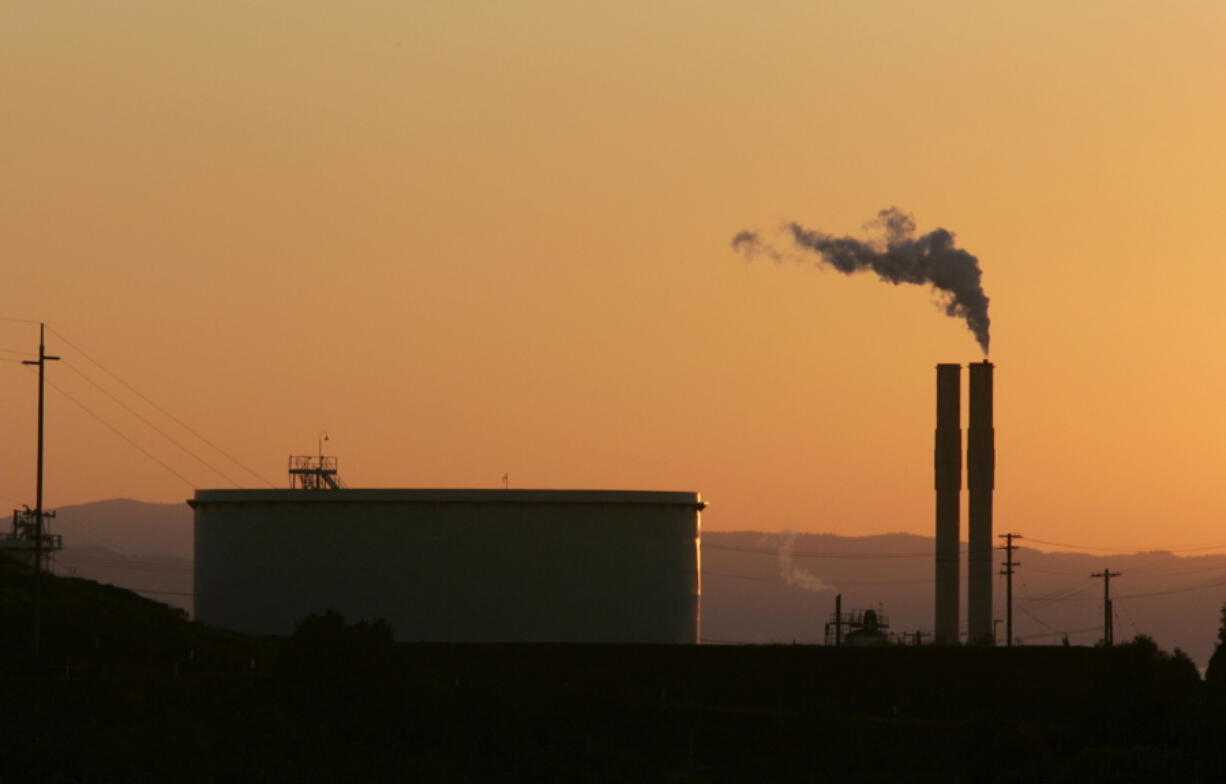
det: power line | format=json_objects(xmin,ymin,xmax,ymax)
[
  {"xmin": 1016, "ymin": 625, "xmax": 1103, "ymax": 643},
  {"xmin": 42, "ymin": 375, "xmax": 198, "ymax": 489},
  {"xmin": 703, "ymin": 542, "xmax": 953, "ymax": 560},
  {"xmin": 1115, "ymin": 598, "xmax": 1141, "ymax": 638},
  {"xmin": 703, "ymin": 571, "xmax": 775, "ymax": 582},
  {"xmin": 61, "ymin": 361, "xmax": 241, "ymax": 488},
  {"xmin": 60, "ymin": 555, "xmax": 191, "ymax": 574},
  {"xmin": 1023, "ymin": 566, "xmax": 1094, "ymax": 577},
  {"xmin": 130, "ymin": 588, "xmax": 193, "ymax": 598},
  {"xmin": 1115, "ymin": 575, "xmax": 1226, "ymax": 600},
  {"xmin": 1019, "ymin": 578, "xmax": 1096, "ymax": 602},
  {"xmin": 1118, "ymin": 564, "xmax": 1226, "ymax": 578},
  {"xmin": 45, "ymin": 326, "xmax": 275, "ymax": 488},
  {"xmin": 701, "ymin": 569, "xmax": 933, "ymax": 587},
  {"xmin": 1026, "ymin": 536, "xmax": 1226, "ymax": 555},
  {"xmin": 1015, "ymin": 602, "xmax": 1057, "ymax": 632}
]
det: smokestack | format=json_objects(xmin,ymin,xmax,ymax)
[
  {"xmin": 934, "ymin": 363, "xmax": 961, "ymax": 645},
  {"xmin": 967, "ymin": 360, "xmax": 995, "ymax": 645}
]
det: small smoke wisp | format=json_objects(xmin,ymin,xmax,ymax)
[
  {"xmin": 732, "ymin": 207, "xmax": 991, "ymax": 355},
  {"xmin": 778, "ymin": 530, "xmax": 831, "ymax": 592}
]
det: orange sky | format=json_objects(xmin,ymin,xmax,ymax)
[{"xmin": 3, "ymin": 1, "xmax": 1226, "ymax": 553}]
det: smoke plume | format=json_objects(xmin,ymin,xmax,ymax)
[
  {"xmin": 777, "ymin": 530, "xmax": 831, "ymax": 593},
  {"xmin": 732, "ymin": 208, "xmax": 991, "ymax": 354}
]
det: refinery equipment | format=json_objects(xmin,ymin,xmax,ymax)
[{"xmin": 824, "ymin": 595, "xmax": 892, "ymax": 647}]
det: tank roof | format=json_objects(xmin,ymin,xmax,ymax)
[{"xmin": 189, "ymin": 488, "xmax": 705, "ymax": 509}]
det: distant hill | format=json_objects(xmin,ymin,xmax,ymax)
[
  {"xmin": 29, "ymin": 499, "xmax": 193, "ymax": 616},
  {"xmin": 50, "ymin": 498, "xmax": 191, "ymax": 558},
  {"xmin": 28, "ymin": 500, "xmax": 1226, "ymax": 666}
]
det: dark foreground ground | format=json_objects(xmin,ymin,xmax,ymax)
[{"xmin": 0, "ymin": 558, "xmax": 1221, "ymax": 782}]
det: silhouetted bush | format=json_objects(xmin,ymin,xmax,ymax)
[
  {"xmin": 282, "ymin": 609, "xmax": 394, "ymax": 672},
  {"xmin": 1205, "ymin": 602, "xmax": 1226, "ymax": 688}
]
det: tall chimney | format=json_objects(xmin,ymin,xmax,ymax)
[
  {"xmin": 967, "ymin": 360, "xmax": 995, "ymax": 645},
  {"xmin": 934, "ymin": 363, "xmax": 962, "ymax": 645}
]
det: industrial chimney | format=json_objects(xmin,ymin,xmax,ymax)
[
  {"xmin": 934, "ymin": 363, "xmax": 961, "ymax": 644},
  {"xmin": 967, "ymin": 360, "xmax": 995, "ymax": 645}
]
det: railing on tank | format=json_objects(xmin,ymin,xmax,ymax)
[{"xmin": 288, "ymin": 455, "xmax": 346, "ymax": 489}]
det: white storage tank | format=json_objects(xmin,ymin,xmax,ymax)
[{"xmin": 190, "ymin": 489, "xmax": 703, "ymax": 643}]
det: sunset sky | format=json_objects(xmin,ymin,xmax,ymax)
[{"xmin": 3, "ymin": 1, "xmax": 1226, "ymax": 554}]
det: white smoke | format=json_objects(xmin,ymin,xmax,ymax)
[{"xmin": 777, "ymin": 529, "xmax": 831, "ymax": 592}]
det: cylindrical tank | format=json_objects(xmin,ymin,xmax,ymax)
[{"xmin": 190, "ymin": 489, "xmax": 703, "ymax": 643}]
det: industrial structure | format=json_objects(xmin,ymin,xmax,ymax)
[
  {"xmin": 933, "ymin": 360, "xmax": 996, "ymax": 645},
  {"xmin": 967, "ymin": 361, "xmax": 996, "ymax": 645},
  {"xmin": 824, "ymin": 595, "xmax": 892, "ymax": 647},
  {"xmin": 191, "ymin": 486, "xmax": 704, "ymax": 644},
  {"xmin": 288, "ymin": 455, "xmax": 345, "ymax": 489},
  {"xmin": 933, "ymin": 364, "xmax": 961, "ymax": 644}
]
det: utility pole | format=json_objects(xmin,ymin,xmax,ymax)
[
  {"xmin": 1091, "ymin": 569, "xmax": 1122, "ymax": 646},
  {"xmin": 998, "ymin": 532, "xmax": 1022, "ymax": 647},
  {"xmin": 21, "ymin": 322, "xmax": 59, "ymax": 656},
  {"xmin": 834, "ymin": 593, "xmax": 843, "ymax": 646}
]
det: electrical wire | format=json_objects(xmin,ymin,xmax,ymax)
[
  {"xmin": 60, "ymin": 555, "xmax": 191, "ymax": 574},
  {"xmin": 703, "ymin": 542, "xmax": 953, "ymax": 560},
  {"xmin": 61, "ymin": 360, "xmax": 241, "ymax": 487},
  {"xmin": 1117, "ymin": 564, "xmax": 1226, "ymax": 578},
  {"xmin": 703, "ymin": 570, "xmax": 776, "ymax": 582},
  {"xmin": 1115, "ymin": 575, "xmax": 1226, "ymax": 600},
  {"xmin": 43, "ymin": 375, "xmax": 198, "ymax": 489},
  {"xmin": 702, "ymin": 569, "xmax": 934, "ymax": 587},
  {"xmin": 1016, "ymin": 625, "xmax": 1103, "ymax": 643},
  {"xmin": 1026, "ymin": 536, "xmax": 1226, "ymax": 555},
  {"xmin": 1024, "ymin": 566, "xmax": 1098, "ymax": 577},
  {"xmin": 1116, "ymin": 598, "xmax": 1141, "ymax": 637},
  {"xmin": 129, "ymin": 588, "xmax": 193, "ymax": 598},
  {"xmin": 45, "ymin": 326, "xmax": 276, "ymax": 488},
  {"xmin": 1016, "ymin": 602, "xmax": 1057, "ymax": 632},
  {"xmin": 1019, "ymin": 578, "xmax": 1097, "ymax": 602}
]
